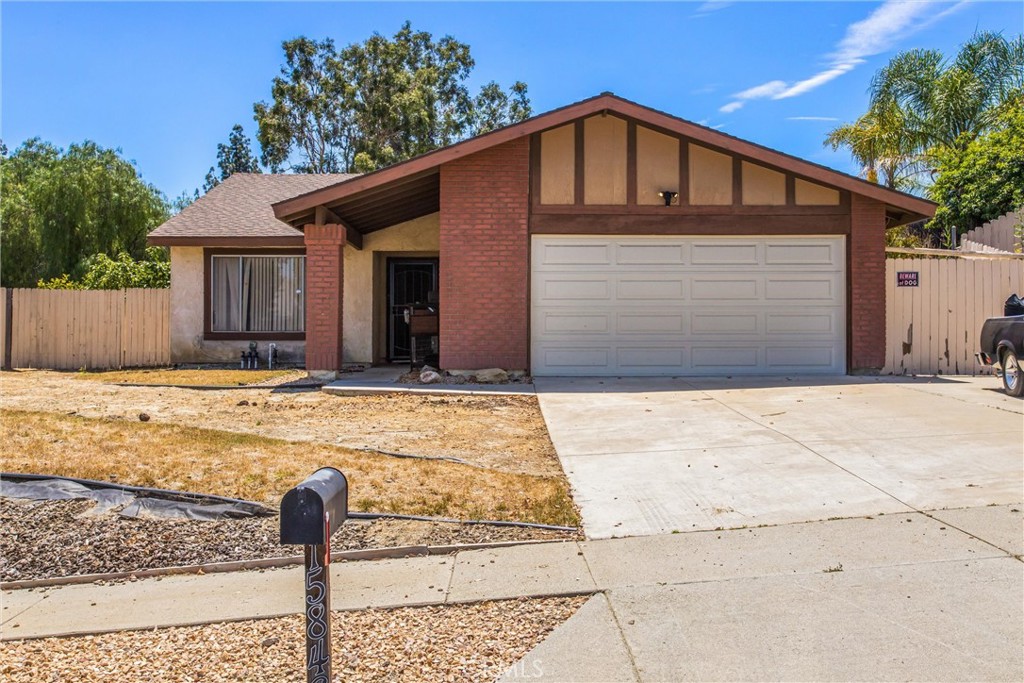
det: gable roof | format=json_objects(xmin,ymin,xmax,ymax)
[
  {"xmin": 148, "ymin": 173, "xmax": 355, "ymax": 246},
  {"xmin": 272, "ymin": 93, "xmax": 936, "ymax": 226}
]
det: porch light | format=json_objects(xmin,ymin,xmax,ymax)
[{"xmin": 658, "ymin": 190, "xmax": 678, "ymax": 206}]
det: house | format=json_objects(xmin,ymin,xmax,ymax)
[{"xmin": 148, "ymin": 93, "xmax": 935, "ymax": 378}]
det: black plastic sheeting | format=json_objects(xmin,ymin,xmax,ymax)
[{"xmin": 0, "ymin": 473, "xmax": 275, "ymax": 521}]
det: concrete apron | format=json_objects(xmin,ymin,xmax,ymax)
[
  {"xmin": 3, "ymin": 508, "xmax": 1021, "ymax": 681},
  {"xmin": 534, "ymin": 375, "xmax": 1024, "ymax": 540}
]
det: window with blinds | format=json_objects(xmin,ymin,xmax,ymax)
[{"xmin": 211, "ymin": 255, "xmax": 305, "ymax": 333}]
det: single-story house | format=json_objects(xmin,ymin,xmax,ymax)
[{"xmin": 148, "ymin": 93, "xmax": 936, "ymax": 378}]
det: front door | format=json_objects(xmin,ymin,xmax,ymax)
[{"xmin": 387, "ymin": 258, "xmax": 439, "ymax": 361}]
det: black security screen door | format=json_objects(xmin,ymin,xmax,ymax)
[{"xmin": 387, "ymin": 259, "xmax": 438, "ymax": 361}]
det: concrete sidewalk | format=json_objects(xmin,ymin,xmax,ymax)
[{"xmin": 3, "ymin": 505, "xmax": 1022, "ymax": 680}]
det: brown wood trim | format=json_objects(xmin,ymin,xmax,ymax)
[
  {"xmin": 574, "ymin": 120, "xmax": 585, "ymax": 206},
  {"xmin": 149, "ymin": 235, "xmax": 305, "ymax": 247},
  {"xmin": 678, "ymin": 140, "xmax": 690, "ymax": 207},
  {"xmin": 626, "ymin": 121, "xmax": 637, "ymax": 206},
  {"xmin": 3, "ymin": 288, "xmax": 12, "ymax": 371},
  {"xmin": 529, "ymin": 133, "xmax": 542, "ymax": 210},
  {"xmin": 271, "ymin": 93, "xmax": 935, "ymax": 221},
  {"xmin": 732, "ymin": 157, "xmax": 743, "ymax": 207},
  {"xmin": 203, "ymin": 248, "xmax": 307, "ymax": 342},
  {"xmin": 785, "ymin": 175, "xmax": 796, "ymax": 206},
  {"xmin": 531, "ymin": 204, "xmax": 849, "ymax": 216},
  {"xmin": 529, "ymin": 212, "xmax": 850, "ymax": 234}
]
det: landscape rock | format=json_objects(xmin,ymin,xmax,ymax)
[
  {"xmin": 475, "ymin": 368, "xmax": 508, "ymax": 383},
  {"xmin": 138, "ymin": 413, "xmax": 150, "ymax": 422},
  {"xmin": 419, "ymin": 370, "xmax": 443, "ymax": 384}
]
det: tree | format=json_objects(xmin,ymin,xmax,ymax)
[
  {"xmin": 0, "ymin": 138, "xmax": 169, "ymax": 287},
  {"xmin": 928, "ymin": 96, "xmax": 1024, "ymax": 238},
  {"xmin": 203, "ymin": 124, "xmax": 262, "ymax": 191},
  {"xmin": 37, "ymin": 248, "xmax": 170, "ymax": 290},
  {"xmin": 828, "ymin": 32, "xmax": 1023, "ymax": 185},
  {"xmin": 253, "ymin": 23, "xmax": 532, "ymax": 174}
]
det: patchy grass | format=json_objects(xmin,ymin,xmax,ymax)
[
  {"xmin": 73, "ymin": 368, "xmax": 303, "ymax": 387},
  {"xmin": 0, "ymin": 409, "xmax": 580, "ymax": 527}
]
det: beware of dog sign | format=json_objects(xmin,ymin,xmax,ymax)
[{"xmin": 897, "ymin": 271, "xmax": 919, "ymax": 287}]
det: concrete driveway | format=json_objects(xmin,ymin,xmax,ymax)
[{"xmin": 535, "ymin": 375, "xmax": 1024, "ymax": 539}]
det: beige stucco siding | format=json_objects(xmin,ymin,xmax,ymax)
[
  {"xmin": 584, "ymin": 115, "xmax": 627, "ymax": 205},
  {"xmin": 540, "ymin": 124, "xmax": 575, "ymax": 205},
  {"xmin": 741, "ymin": 161, "xmax": 786, "ymax": 205},
  {"xmin": 342, "ymin": 212, "xmax": 440, "ymax": 364},
  {"xmin": 168, "ymin": 246, "xmax": 305, "ymax": 364},
  {"xmin": 795, "ymin": 178, "xmax": 841, "ymax": 205},
  {"xmin": 689, "ymin": 144, "xmax": 733, "ymax": 205},
  {"xmin": 636, "ymin": 126, "xmax": 680, "ymax": 205}
]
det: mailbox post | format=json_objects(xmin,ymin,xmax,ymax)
[{"xmin": 281, "ymin": 468, "xmax": 348, "ymax": 683}]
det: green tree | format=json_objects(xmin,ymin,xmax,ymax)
[
  {"xmin": 254, "ymin": 23, "xmax": 531, "ymax": 174},
  {"xmin": 37, "ymin": 248, "xmax": 170, "ymax": 290},
  {"xmin": 0, "ymin": 139, "xmax": 169, "ymax": 287},
  {"xmin": 928, "ymin": 96, "xmax": 1024, "ymax": 238},
  {"xmin": 203, "ymin": 124, "xmax": 262, "ymax": 191},
  {"xmin": 825, "ymin": 98, "xmax": 924, "ymax": 191}
]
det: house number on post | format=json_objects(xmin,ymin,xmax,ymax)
[{"xmin": 897, "ymin": 271, "xmax": 919, "ymax": 287}]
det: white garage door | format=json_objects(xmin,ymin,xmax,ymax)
[{"xmin": 531, "ymin": 235, "xmax": 846, "ymax": 376}]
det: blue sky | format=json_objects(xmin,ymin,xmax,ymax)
[{"xmin": 2, "ymin": 1, "xmax": 1021, "ymax": 200}]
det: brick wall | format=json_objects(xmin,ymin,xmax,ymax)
[
  {"xmin": 439, "ymin": 139, "xmax": 530, "ymax": 370},
  {"xmin": 849, "ymin": 194, "xmax": 886, "ymax": 372},
  {"xmin": 304, "ymin": 224, "xmax": 345, "ymax": 374}
]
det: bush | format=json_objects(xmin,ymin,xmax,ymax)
[{"xmin": 36, "ymin": 248, "xmax": 169, "ymax": 290}]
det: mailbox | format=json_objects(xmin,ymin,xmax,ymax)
[
  {"xmin": 280, "ymin": 467, "xmax": 348, "ymax": 545},
  {"xmin": 280, "ymin": 467, "xmax": 349, "ymax": 683}
]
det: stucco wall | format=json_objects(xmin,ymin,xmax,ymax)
[
  {"xmin": 168, "ymin": 247, "xmax": 306, "ymax": 365},
  {"xmin": 342, "ymin": 212, "xmax": 440, "ymax": 364}
]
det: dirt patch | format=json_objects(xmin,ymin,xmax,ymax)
[
  {"xmin": 1, "ymin": 370, "xmax": 558, "ymax": 476},
  {"xmin": 0, "ymin": 409, "xmax": 578, "ymax": 525},
  {"xmin": 0, "ymin": 596, "xmax": 586, "ymax": 682},
  {"xmin": 0, "ymin": 498, "xmax": 578, "ymax": 583},
  {"xmin": 73, "ymin": 368, "xmax": 305, "ymax": 387}
]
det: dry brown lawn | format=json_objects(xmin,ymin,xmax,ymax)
[
  {"xmin": 73, "ymin": 368, "xmax": 303, "ymax": 386},
  {"xmin": 0, "ymin": 409, "xmax": 579, "ymax": 527}
]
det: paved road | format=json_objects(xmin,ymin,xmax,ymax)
[{"xmin": 535, "ymin": 375, "xmax": 1024, "ymax": 539}]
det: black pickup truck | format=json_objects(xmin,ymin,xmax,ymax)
[{"xmin": 978, "ymin": 301, "xmax": 1024, "ymax": 397}]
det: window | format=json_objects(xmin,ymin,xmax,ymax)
[{"xmin": 210, "ymin": 255, "xmax": 305, "ymax": 334}]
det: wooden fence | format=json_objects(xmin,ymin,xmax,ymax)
[
  {"xmin": 960, "ymin": 210, "xmax": 1022, "ymax": 254},
  {"xmin": 0, "ymin": 288, "xmax": 170, "ymax": 370},
  {"xmin": 885, "ymin": 254, "xmax": 1024, "ymax": 376}
]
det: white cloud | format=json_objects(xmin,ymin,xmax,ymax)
[
  {"xmin": 719, "ymin": 0, "xmax": 966, "ymax": 113},
  {"xmin": 693, "ymin": 1, "xmax": 734, "ymax": 18},
  {"xmin": 786, "ymin": 116, "xmax": 841, "ymax": 122}
]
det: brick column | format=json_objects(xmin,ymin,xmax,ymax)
[
  {"xmin": 849, "ymin": 194, "xmax": 886, "ymax": 373},
  {"xmin": 439, "ymin": 138, "xmax": 530, "ymax": 371},
  {"xmin": 304, "ymin": 224, "xmax": 345, "ymax": 378}
]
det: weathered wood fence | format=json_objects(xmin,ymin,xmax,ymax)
[
  {"xmin": 0, "ymin": 288, "xmax": 170, "ymax": 370},
  {"xmin": 885, "ymin": 254, "xmax": 1024, "ymax": 375},
  {"xmin": 960, "ymin": 211, "xmax": 1022, "ymax": 254}
]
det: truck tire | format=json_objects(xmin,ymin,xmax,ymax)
[{"xmin": 1001, "ymin": 349, "xmax": 1024, "ymax": 397}]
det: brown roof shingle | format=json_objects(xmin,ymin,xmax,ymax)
[{"xmin": 148, "ymin": 173, "xmax": 355, "ymax": 244}]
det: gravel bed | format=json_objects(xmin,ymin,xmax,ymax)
[
  {"xmin": 0, "ymin": 596, "xmax": 586, "ymax": 682},
  {"xmin": 1, "ymin": 498, "xmax": 579, "ymax": 582}
]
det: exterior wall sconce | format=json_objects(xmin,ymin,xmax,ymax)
[{"xmin": 658, "ymin": 191, "xmax": 678, "ymax": 206}]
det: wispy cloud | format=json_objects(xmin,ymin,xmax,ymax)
[
  {"xmin": 719, "ymin": 0, "xmax": 969, "ymax": 113},
  {"xmin": 693, "ymin": 1, "xmax": 734, "ymax": 19},
  {"xmin": 786, "ymin": 116, "xmax": 841, "ymax": 122}
]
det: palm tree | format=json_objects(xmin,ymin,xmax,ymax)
[{"xmin": 828, "ymin": 32, "xmax": 1024, "ymax": 186}]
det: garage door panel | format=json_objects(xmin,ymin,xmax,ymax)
[
  {"xmin": 617, "ymin": 278, "xmax": 686, "ymax": 300},
  {"xmin": 531, "ymin": 236, "xmax": 845, "ymax": 376},
  {"xmin": 764, "ymin": 242, "xmax": 837, "ymax": 265},
  {"xmin": 691, "ymin": 278, "xmax": 759, "ymax": 300},
  {"xmin": 617, "ymin": 313, "xmax": 685, "ymax": 334},
  {"xmin": 691, "ymin": 242, "xmax": 759, "ymax": 265},
  {"xmin": 691, "ymin": 312, "xmax": 760, "ymax": 335},
  {"xmin": 765, "ymin": 275, "xmax": 839, "ymax": 301},
  {"xmin": 540, "ymin": 278, "xmax": 610, "ymax": 300},
  {"xmin": 540, "ymin": 312, "xmax": 610, "ymax": 334},
  {"xmin": 766, "ymin": 310, "xmax": 838, "ymax": 335}
]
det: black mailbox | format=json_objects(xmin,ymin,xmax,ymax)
[{"xmin": 280, "ymin": 467, "xmax": 348, "ymax": 545}]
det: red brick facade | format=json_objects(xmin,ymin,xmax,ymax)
[
  {"xmin": 849, "ymin": 194, "xmax": 887, "ymax": 372},
  {"xmin": 303, "ymin": 224, "xmax": 345, "ymax": 374},
  {"xmin": 438, "ymin": 139, "xmax": 531, "ymax": 370}
]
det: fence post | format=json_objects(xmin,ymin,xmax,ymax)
[{"xmin": 3, "ymin": 288, "xmax": 12, "ymax": 371}]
